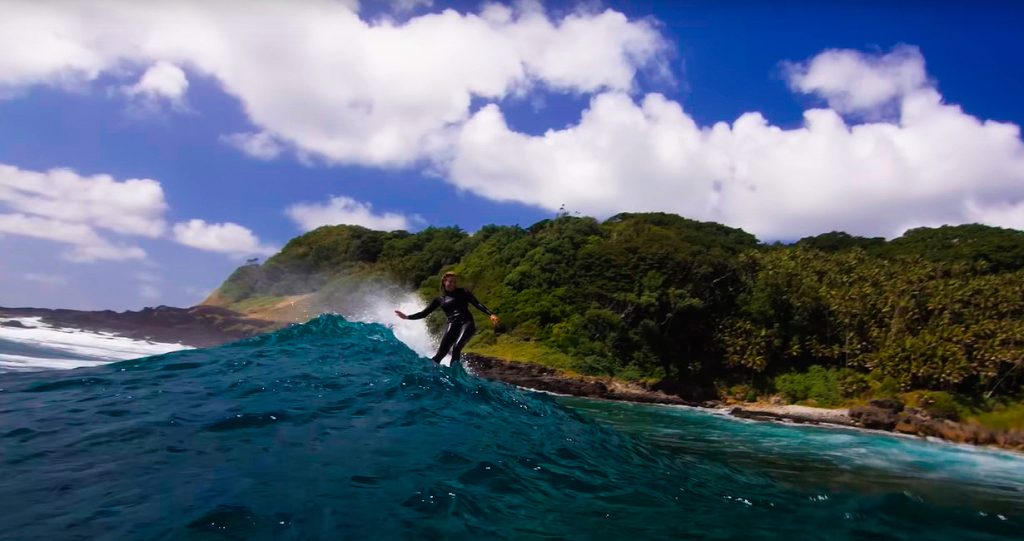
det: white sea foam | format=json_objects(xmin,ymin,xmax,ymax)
[
  {"xmin": 0, "ymin": 352, "xmax": 110, "ymax": 371},
  {"xmin": 0, "ymin": 317, "xmax": 190, "ymax": 372},
  {"xmin": 657, "ymin": 401, "xmax": 1024, "ymax": 488},
  {"xmin": 346, "ymin": 291, "xmax": 442, "ymax": 364}
]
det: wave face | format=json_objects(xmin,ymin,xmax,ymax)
[{"xmin": 1, "ymin": 314, "xmax": 1021, "ymax": 540}]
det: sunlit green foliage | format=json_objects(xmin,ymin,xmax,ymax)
[
  {"xmin": 795, "ymin": 231, "xmax": 885, "ymax": 253},
  {"xmin": 774, "ymin": 366, "xmax": 840, "ymax": 405},
  {"xmin": 878, "ymin": 224, "xmax": 1024, "ymax": 272},
  {"xmin": 972, "ymin": 402, "xmax": 1024, "ymax": 431},
  {"xmin": 723, "ymin": 247, "xmax": 1024, "ymax": 399}
]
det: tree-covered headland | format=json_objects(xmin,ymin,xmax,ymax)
[{"xmin": 206, "ymin": 214, "xmax": 1024, "ymax": 427}]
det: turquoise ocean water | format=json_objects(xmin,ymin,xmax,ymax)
[{"xmin": 1, "ymin": 315, "xmax": 1021, "ymax": 540}]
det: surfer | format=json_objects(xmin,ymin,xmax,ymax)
[{"xmin": 395, "ymin": 272, "xmax": 498, "ymax": 364}]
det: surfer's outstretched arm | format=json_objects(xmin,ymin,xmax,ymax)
[
  {"xmin": 466, "ymin": 291, "xmax": 500, "ymax": 327},
  {"xmin": 465, "ymin": 291, "xmax": 492, "ymax": 315},
  {"xmin": 395, "ymin": 298, "xmax": 440, "ymax": 320}
]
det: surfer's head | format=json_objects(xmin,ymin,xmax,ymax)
[{"xmin": 441, "ymin": 272, "xmax": 458, "ymax": 293}]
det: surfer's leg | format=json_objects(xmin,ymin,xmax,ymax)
[
  {"xmin": 449, "ymin": 321, "xmax": 476, "ymax": 364},
  {"xmin": 431, "ymin": 322, "xmax": 459, "ymax": 363}
]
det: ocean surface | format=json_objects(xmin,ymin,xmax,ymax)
[
  {"xmin": 0, "ymin": 314, "xmax": 1021, "ymax": 540},
  {"xmin": 0, "ymin": 316, "xmax": 188, "ymax": 372}
]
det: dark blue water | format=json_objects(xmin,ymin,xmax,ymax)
[{"xmin": 1, "ymin": 315, "xmax": 1021, "ymax": 540}]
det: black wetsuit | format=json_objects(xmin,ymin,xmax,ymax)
[{"xmin": 406, "ymin": 288, "xmax": 493, "ymax": 364}]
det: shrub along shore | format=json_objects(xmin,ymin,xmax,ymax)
[{"xmin": 205, "ymin": 212, "xmax": 1024, "ymax": 442}]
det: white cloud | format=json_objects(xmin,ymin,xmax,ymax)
[
  {"xmin": 286, "ymin": 196, "xmax": 420, "ymax": 231},
  {"xmin": 0, "ymin": 164, "xmax": 166, "ymax": 236},
  {"xmin": 0, "ymin": 2, "xmax": 108, "ymax": 97},
  {"xmin": 4, "ymin": 3, "xmax": 1023, "ymax": 241},
  {"xmin": 0, "ymin": 213, "xmax": 147, "ymax": 261},
  {"xmin": 502, "ymin": 4, "xmax": 668, "ymax": 93},
  {"xmin": 449, "ymin": 48, "xmax": 1024, "ymax": 239},
  {"xmin": 785, "ymin": 45, "xmax": 927, "ymax": 116},
  {"xmin": 965, "ymin": 201, "xmax": 1024, "ymax": 231},
  {"xmin": 172, "ymin": 219, "xmax": 276, "ymax": 256},
  {"xmin": 0, "ymin": 0, "xmax": 666, "ymax": 166},
  {"xmin": 220, "ymin": 132, "xmax": 285, "ymax": 160},
  {"xmin": 0, "ymin": 164, "xmax": 165, "ymax": 261},
  {"xmin": 0, "ymin": 163, "xmax": 277, "ymax": 262},
  {"xmin": 121, "ymin": 60, "xmax": 188, "ymax": 105}
]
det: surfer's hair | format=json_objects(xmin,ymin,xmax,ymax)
[{"xmin": 440, "ymin": 272, "xmax": 457, "ymax": 293}]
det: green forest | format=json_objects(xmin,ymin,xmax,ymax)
[{"xmin": 209, "ymin": 213, "xmax": 1024, "ymax": 425}]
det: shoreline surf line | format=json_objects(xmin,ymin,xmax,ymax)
[{"xmin": 462, "ymin": 352, "xmax": 1024, "ymax": 454}]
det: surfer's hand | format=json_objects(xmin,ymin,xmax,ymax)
[
  {"xmin": 489, "ymin": 314, "xmax": 499, "ymax": 327},
  {"xmin": 395, "ymin": 310, "xmax": 408, "ymax": 320}
]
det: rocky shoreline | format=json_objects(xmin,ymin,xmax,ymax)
[
  {"xmin": 0, "ymin": 305, "xmax": 279, "ymax": 347},
  {"xmin": 463, "ymin": 352, "xmax": 1024, "ymax": 452}
]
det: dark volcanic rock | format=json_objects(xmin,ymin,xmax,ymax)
[
  {"xmin": 850, "ymin": 405, "xmax": 899, "ymax": 430},
  {"xmin": 932, "ymin": 420, "xmax": 996, "ymax": 445},
  {"xmin": 463, "ymin": 353, "xmax": 697, "ymax": 405},
  {"xmin": 878, "ymin": 407, "xmax": 1024, "ymax": 450},
  {"xmin": 893, "ymin": 408, "xmax": 929, "ymax": 435},
  {"xmin": 0, "ymin": 305, "xmax": 280, "ymax": 347},
  {"xmin": 729, "ymin": 407, "xmax": 856, "ymax": 426},
  {"xmin": 646, "ymin": 379, "xmax": 718, "ymax": 403},
  {"xmin": 730, "ymin": 408, "xmax": 788, "ymax": 422},
  {"xmin": 464, "ymin": 353, "xmax": 609, "ymax": 398},
  {"xmin": 995, "ymin": 431, "xmax": 1024, "ymax": 449},
  {"xmin": 0, "ymin": 320, "xmax": 32, "ymax": 328}
]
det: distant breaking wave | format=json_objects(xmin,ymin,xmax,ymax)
[
  {"xmin": 0, "ymin": 314, "xmax": 1021, "ymax": 540},
  {"xmin": 0, "ymin": 316, "xmax": 187, "ymax": 372}
]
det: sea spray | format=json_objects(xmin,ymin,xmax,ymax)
[
  {"xmin": 348, "ymin": 289, "xmax": 438, "ymax": 360},
  {"xmin": 0, "ymin": 315, "xmax": 1021, "ymax": 540},
  {"xmin": 291, "ymin": 273, "xmax": 441, "ymax": 361}
]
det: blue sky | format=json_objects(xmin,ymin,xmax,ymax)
[{"xmin": 1, "ymin": 0, "xmax": 1022, "ymax": 310}]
